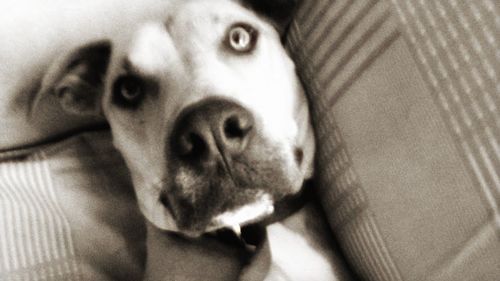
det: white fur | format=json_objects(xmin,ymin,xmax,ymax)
[
  {"xmin": 98, "ymin": 0, "xmax": 315, "ymax": 233},
  {"xmin": 266, "ymin": 224, "xmax": 337, "ymax": 281}
]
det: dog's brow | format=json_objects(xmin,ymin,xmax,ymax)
[
  {"xmin": 122, "ymin": 58, "xmax": 140, "ymax": 75},
  {"xmin": 119, "ymin": 57, "xmax": 160, "ymax": 96},
  {"xmin": 122, "ymin": 57, "xmax": 157, "ymax": 81}
]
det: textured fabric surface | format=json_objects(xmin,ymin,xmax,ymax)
[
  {"xmin": 287, "ymin": 0, "xmax": 499, "ymax": 280},
  {"xmin": 0, "ymin": 154, "xmax": 80, "ymax": 280},
  {"xmin": 0, "ymin": 131, "xmax": 146, "ymax": 280}
]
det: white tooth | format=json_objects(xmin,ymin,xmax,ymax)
[{"xmin": 232, "ymin": 224, "xmax": 241, "ymax": 237}]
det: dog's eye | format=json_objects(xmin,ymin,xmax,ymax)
[
  {"xmin": 226, "ymin": 24, "xmax": 258, "ymax": 53},
  {"xmin": 112, "ymin": 75, "xmax": 145, "ymax": 108}
]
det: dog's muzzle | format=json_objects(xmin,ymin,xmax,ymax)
[
  {"xmin": 160, "ymin": 97, "xmax": 303, "ymax": 236},
  {"xmin": 163, "ymin": 98, "xmax": 258, "ymax": 233}
]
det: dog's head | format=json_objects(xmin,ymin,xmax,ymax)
[{"xmin": 42, "ymin": 0, "xmax": 314, "ymax": 236}]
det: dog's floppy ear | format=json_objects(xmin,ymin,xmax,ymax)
[
  {"xmin": 242, "ymin": 0, "xmax": 299, "ymax": 33},
  {"xmin": 41, "ymin": 41, "xmax": 112, "ymax": 116}
]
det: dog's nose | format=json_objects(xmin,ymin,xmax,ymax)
[{"xmin": 171, "ymin": 98, "xmax": 254, "ymax": 165}]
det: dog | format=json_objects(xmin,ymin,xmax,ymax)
[{"xmin": 37, "ymin": 0, "xmax": 348, "ymax": 280}]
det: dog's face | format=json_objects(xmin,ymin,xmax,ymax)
[{"xmin": 43, "ymin": 0, "xmax": 314, "ymax": 236}]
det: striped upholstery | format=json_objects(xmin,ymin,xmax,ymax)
[
  {"xmin": 0, "ymin": 154, "xmax": 80, "ymax": 280},
  {"xmin": 0, "ymin": 131, "xmax": 145, "ymax": 281},
  {"xmin": 287, "ymin": 0, "xmax": 499, "ymax": 280}
]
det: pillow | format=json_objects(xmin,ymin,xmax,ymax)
[
  {"xmin": 287, "ymin": 0, "xmax": 500, "ymax": 280},
  {"xmin": 0, "ymin": 130, "xmax": 145, "ymax": 280}
]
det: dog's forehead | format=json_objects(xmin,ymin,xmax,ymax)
[{"xmin": 112, "ymin": 0, "xmax": 265, "ymax": 76}]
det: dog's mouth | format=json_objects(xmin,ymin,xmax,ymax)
[
  {"xmin": 162, "ymin": 135, "xmax": 304, "ymax": 235},
  {"xmin": 159, "ymin": 186, "xmax": 278, "ymax": 237},
  {"xmin": 189, "ymin": 182, "xmax": 310, "ymax": 252},
  {"xmin": 157, "ymin": 190, "xmax": 271, "ymax": 253},
  {"xmin": 159, "ymin": 195, "xmax": 270, "ymax": 254},
  {"xmin": 159, "ymin": 176, "xmax": 311, "ymax": 240}
]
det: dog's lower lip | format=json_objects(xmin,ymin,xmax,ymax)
[{"xmin": 210, "ymin": 193, "xmax": 274, "ymax": 228}]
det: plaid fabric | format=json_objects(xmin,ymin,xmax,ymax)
[{"xmin": 287, "ymin": 0, "xmax": 499, "ymax": 280}]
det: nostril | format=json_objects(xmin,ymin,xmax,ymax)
[
  {"xmin": 178, "ymin": 132, "xmax": 208, "ymax": 160},
  {"xmin": 224, "ymin": 116, "xmax": 243, "ymax": 139},
  {"xmin": 224, "ymin": 115, "xmax": 253, "ymax": 139}
]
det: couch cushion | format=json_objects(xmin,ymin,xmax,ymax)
[
  {"xmin": 286, "ymin": 0, "xmax": 500, "ymax": 280},
  {"xmin": 0, "ymin": 131, "xmax": 145, "ymax": 280}
]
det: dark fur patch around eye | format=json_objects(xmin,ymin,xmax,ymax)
[{"xmin": 112, "ymin": 75, "xmax": 146, "ymax": 109}]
